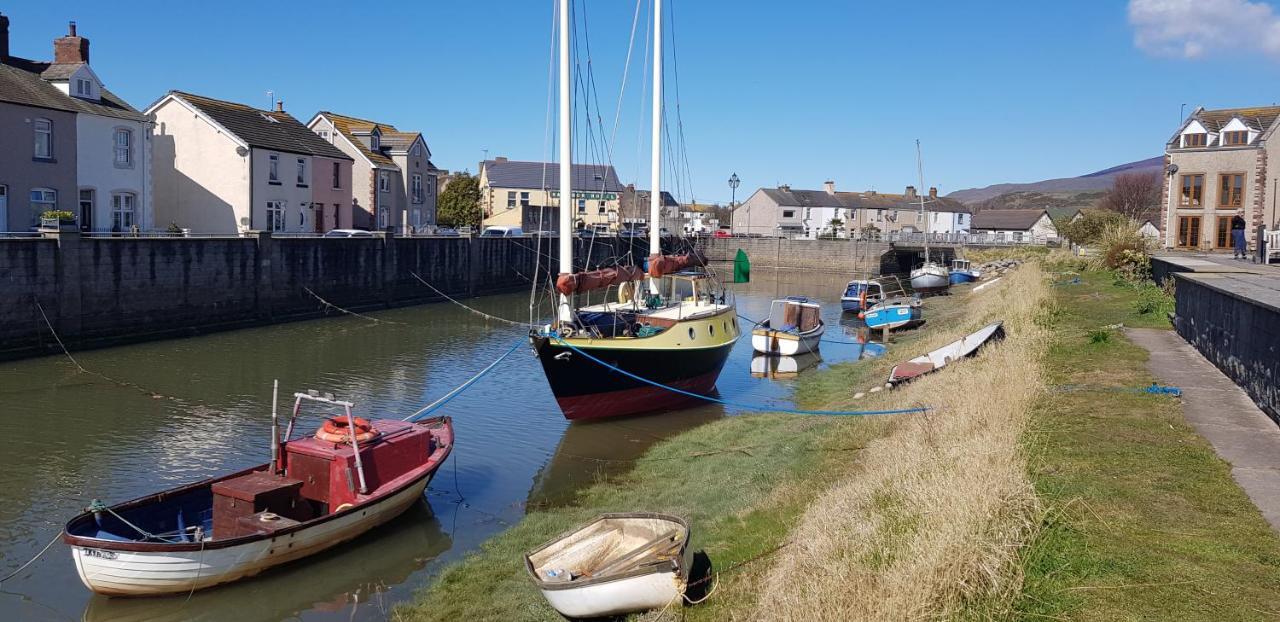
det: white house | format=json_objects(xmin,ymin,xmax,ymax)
[
  {"xmin": 148, "ymin": 92, "xmax": 353, "ymax": 234},
  {"xmin": 970, "ymin": 208, "xmax": 1059, "ymax": 242}
]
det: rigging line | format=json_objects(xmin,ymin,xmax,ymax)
[
  {"xmin": 35, "ymin": 300, "xmax": 85, "ymax": 372},
  {"xmin": 302, "ymin": 286, "xmax": 405, "ymax": 325},
  {"xmin": 409, "ymin": 272, "xmax": 535, "ymax": 326},
  {"xmin": 0, "ymin": 531, "xmax": 61, "ymax": 588},
  {"xmin": 402, "ymin": 339, "xmax": 525, "ymax": 422},
  {"xmin": 667, "ymin": 0, "xmax": 697, "ymax": 204},
  {"xmin": 609, "ymin": 0, "xmax": 646, "ymax": 161},
  {"xmin": 550, "ymin": 336, "xmax": 930, "ymax": 417}
]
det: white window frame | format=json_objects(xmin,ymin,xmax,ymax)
[
  {"xmin": 268, "ymin": 153, "xmax": 280, "ymax": 182},
  {"xmin": 379, "ymin": 171, "xmax": 390, "ymax": 192},
  {"xmin": 266, "ymin": 200, "xmax": 285, "ymax": 232},
  {"xmin": 520, "ymin": 191, "xmax": 530, "ymax": 208},
  {"xmin": 371, "ymin": 132, "xmax": 381, "ymax": 151},
  {"xmin": 412, "ymin": 174, "xmax": 423, "ymax": 203},
  {"xmin": 114, "ymin": 128, "xmax": 133, "ymax": 166},
  {"xmin": 34, "ymin": 118, "xmax": 53, "ymax": 159},
  {"xmin": 296, "ymin": 158, "xmax": 307, "ymax": 186},
  {"xmin": 577, "ymin": 199, "xmax": 587, "ymax": 214},
  {"xmin": 31, "ymin": 188, "xmax": 57, "ymax": 223},
  {"xmin": 111, "ymin": 192, "xmax": 136, "ymax": 231},
  {"xmin": 318, "ymin": 129, "xmax": 330, "ymax": 141},
  {"xmin": 76, "ymin": 78, "xmax": 91, "ymax": 96},
  {"xmin": 507, "ymin": 191, "xmax": 516, "ymax": 209}
]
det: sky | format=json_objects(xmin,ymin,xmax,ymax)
[{"xmin": 8, "ymin": 0, "xmax": 1280, "ymax": 204}]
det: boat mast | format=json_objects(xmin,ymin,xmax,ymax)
[
  {"xmin": 648, "ymin": 0, "xmax": 663, "ymax": 281},
  {"xmin": 916, "ymin": 139, "xmax": 929, "ymax": 264},
  {"xmin": 557, "ymin": 0, "xmax": 573, "ymax": 322}
]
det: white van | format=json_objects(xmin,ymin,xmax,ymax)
[{"xmin": 479, "ymin": 226, "xmax": 523, "ymax": 238}]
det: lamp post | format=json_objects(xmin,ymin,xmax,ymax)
[{"xmin": 728, "ymin": 172, "xmax": 740, "ymax": 233}]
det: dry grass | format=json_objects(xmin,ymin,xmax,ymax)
[{"xmin": 753, "ymin": 265, "xmax": 1052, "ymax": 621}]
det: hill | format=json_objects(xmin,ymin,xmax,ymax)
[{"xmin": 948, "ymin": 156, "xmax": 1162, "ymax": 204}]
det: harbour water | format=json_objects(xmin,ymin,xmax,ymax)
[{"xmin": 0, "ymin": 266, "xmax": 882, "ymax": 621}]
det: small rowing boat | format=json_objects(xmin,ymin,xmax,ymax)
[
  {"xmin": 887, "ymin": 321, "xmax": 1005, "ymax": 385},
  {"xmin": 752, "ymin": 296, "xmax": 824, "ymax": 356},
  {"xmin": 525, "ymin": 513, "xmax": 691, "ymax": 618},
  {"xmin": 62, "ymin": 389, "xmax": 453, "ymax": 597},
  {"xmin": 862, "ymin": 297, "xmax": 924, "ymax": 331}
]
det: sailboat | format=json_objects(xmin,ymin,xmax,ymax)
[
  {"xmin": 908, "ymin": 140, "xmax": 951, "ymax": 294},
  {"xmin": 529, "ymin": 0, "xmax": 738, "ymax": 421}
]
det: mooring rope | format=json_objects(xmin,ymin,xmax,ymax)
[
  {"xmin": 409, "ymin": 272, "xmax": 535, "ymax": 327},
  {"xmin": 1053, "ymin": 383, "xmax": 1182, "ymax": 397},
  {"xmin": 0, "ymin": 531, "xmax": 61, "ymax": 588},
  {"xmin": 403, "ymin": 339, "xmax": 526, "ymax": 422},
  {"xmin": 302, "ymin": 287, "xmax": 405, "ymax": 325},
  {"xmin": 550, "ymin": 336, "xmax": 928, "ymax": 417}
]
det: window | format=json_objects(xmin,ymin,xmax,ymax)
[
  {"xmin": 598, "ymin": 202, "xmax": 606, "ymax": 215},
  {"xmin": 332, "ymin": 162, "xmax": 341, "ymax": 189},
  {"xmin": 296, "ymin": 158, "xmax": 307, "ymax": 186},
  {"xmin": 31, "ymin": 189, "xmax": 56, "ymax": 222},
  {"xmin": 1177, "ymin": 215, "xmax": 1201, "ymax": 248},
  {"xmin": 413, "ymin": 145, "xmax": 421, "ymax": 157},
  {"xmin": 1216, "ymin": 216, "xmax": 1233, "ymax": 248},
  {"xmin": 1217, "ymin": 173, "xmax": 1245, "ymax": 208},
  {"xmin": 370, "ymin": 133, "xmax": 380, "ymax": 151},
  {"xmin": 782, "ymin": 210, "xmax": 795, "ymax": 218},
  {"xmin": 412, "ymin": 174, "xmax": 423, "ymax": 203},
  {"xmin": 1179, "ymin": 174, "xmax": 1203, "ymax": 206},
  {"xmin": 1223, "ymin": 131, "xmax": 1249, "ymax": 146},
  {"xmin": 266, "ymin": 201, "xmax": 285, "ymax": 232},
  {"xmin": 577, "ymin": 199, "xmax": 586, "ymax": 213},
  {"xmin": 114, "ymin": 129, "xmax": 132, "ymax": 166},
  {"xmin": 520, "ymin": 191, "xmax": 530, "ymax": 208},
  {"xmin": 1182, "ymin": 133, "xmax": 1206, "ymax": 147},
  {"xmin": 79, "ymin": 189, "xmax": 94, "ymax": 230},
  {"xmin": 507, "ymin": 191, "xmax": 516, "ymax": 209},
  {"xmin": 379, "ymin": 171, "xmax": 390, "ymax": 192},
  {"xmin": 268, "ymin": 153, "xmax": 280, "ymax": 182},
  {"xmin": 76, "ymin": 78, "xmax": 91, "ymax": 96},
  {"xmin": 111, "ymin": 193, "xmax": 136, "ymax": 231},
  {"xmin": 318, "ymin": 130, "xmax": 330, "ymax": 141},
  {"xmin": 34, "ymin": 118, "xmax": 53, "ymax": 159}
]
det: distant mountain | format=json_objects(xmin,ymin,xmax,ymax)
[{"xmin": 948, "ymin": 156, "xmax": 1163, "ymax": 204}]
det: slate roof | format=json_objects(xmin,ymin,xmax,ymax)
[
  {"xmin": 1192, "ymin": 106, "xmax": 1280, "ymax": 133},
  {"xmin": 970, "ymin": 209, "xmax": 1049, "ymax": 230},
  {"xmin": 481, "ymin": 159, "xmax": 624, "ymax": 192},
  {"xmin": 757, "ymin": 187, "xmax": 971, "ymax": 214},
  {"xmin": 318, "ymin": 112, "xmax": 418, "ymax": 167},
  {"xmin": 0, "ymin": 56, "xmax": 144, "ymax": 121},
  {"xmin": 39, "ymin": 62, "xmax": 82, "ymax": 80},
  {"xmin": 173, "ymin": 92, "xmax": 350, "ymax": 160},
  {"xmin": 760, "ymin": 187, "xmax": 846, "ymax": 208}
]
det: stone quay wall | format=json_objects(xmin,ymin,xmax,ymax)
[{"xmin": 700, "ymin": 237, "xmax": 892, "ymax": 273}]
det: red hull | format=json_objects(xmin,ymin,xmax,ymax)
[{"xmin": 556, "ymin": 371, "xmax": 720, "ymax": 421}]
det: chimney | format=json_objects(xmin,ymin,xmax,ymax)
[
  {"xmin": 778, "ymin": 184, "xmax": 791, "ymax": 192},
  {"xmin": 53, "ymin": 21, "xmax": 90, "ymax": 64},
  {"xmin": 275, "ymin": 99, "xmax": 284, "ymax": 112},
  {"xmin": 823, "ymin": 180, "xmax": 835, "ymax": 194},
  {"xmin": 905, "ymin": 186, "xmax": 917, "ymax": 199},
  {"xmin": 929, "ymin": 187, "xmax": 938, "ymax": 198},
  {"xmin": 495, "ymin": 156, "xmax": 508, "ymax": 163},
  {"xmin": 0, "ymin": 13, "xmax": 9, "ymax": 61}
]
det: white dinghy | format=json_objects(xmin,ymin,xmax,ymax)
[
  {"xmin": 751, "ymin": 297, "xmax": 825, "ymax": 356},
  {"xmin": 887, "ymin": 321, "xmax": 1005, "ymax": 386},
  {"xmin": 525, "ymin": 513, "xmax": 691, "ymax": 618}
]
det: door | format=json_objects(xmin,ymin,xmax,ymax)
[
  {"xmin": 1177, "ymin": 216, "xmax": 1201, "ymax": 248},
  {"xmin": 0, "ymin": 185, "xmax": 7, "ymax": 232},
  {"xmin": 1215, "ymin": 216, "xmax": 1233, "ymax": 249},
  {"xmin": 79, "ymin": 189, "xmax": 94, "ymax": 231}
]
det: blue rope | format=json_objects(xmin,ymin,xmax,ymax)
[
  {"xmin": 736, "ymin": 314, "xmax": 872, "ymax": 346},
  {"xmin": 551, "ymin": 336, "xmax": 928, "ymax": 417},
  {"xmin": 1054, "ymin": 383, "xmax": 1182, "ymax": 397},
  {"xmin": 404, "ymin": 339, "xmax": 525, "ymax": 422}
]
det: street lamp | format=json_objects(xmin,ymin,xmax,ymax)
[{"xmin": 728, "ymin": 173, "xmax": 740, "ymax": 233}]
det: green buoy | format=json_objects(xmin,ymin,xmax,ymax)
[{"xmin": 733, "ymin": 249, "xmax": 750, "ymax": 283}]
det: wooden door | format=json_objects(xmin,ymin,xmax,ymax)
[
  {"xmin": 1177, "ymin": 216, "xmax": 1201, "ymax": 248},
  {"xmin": 1215, "ymin": 216, "xmax": 1233, "ymax": 249}
]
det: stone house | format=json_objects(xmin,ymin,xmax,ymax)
[
  {"xmin": 732, "ymin": 181, "xmax": 969, "ymax": 239},
  {"xmin": 307, "ymin": 112, "xmax": 438, "ymax": 233},
  {"xmin": 1160, "ymin": 106, "xmax": 1280, "ymax": 250},
  {"xmin": 0, "ymin": 15, "xmax": 150, "ymax": 232},
  {"xmin": 477, "ymin": 158, "xmax": 624, "ymax": 232},
  {"xmin": 147, "ymin": 92, "xmax": 353, "ymax": 234},
  {"xmin": 970, "ymin": 208, "xmax": 1058, "ymax": 242}
]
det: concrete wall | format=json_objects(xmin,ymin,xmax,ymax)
[
  {"xmin": 0, "ymin": 233, "xmax": 666, "ymax": 360},
  {"xmin": 0, "ymin": 102, "xmax": 78, "ymax": 231}
]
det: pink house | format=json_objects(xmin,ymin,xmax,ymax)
[{"xmin": 311, "ymin": 156, "xmax": 353, "ymax": 231}]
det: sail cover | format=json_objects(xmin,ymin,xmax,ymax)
[
  {"xmin": 555, "ymin": 265, "xmax": 645, "ymax": 295},
  {"xmin": 647, "ymin": 252, "xmax": 708, "ymax": 278}
]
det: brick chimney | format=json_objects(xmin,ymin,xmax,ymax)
[
  {"xmin": 495, "ymin": 156, "xmax": 508, "ymax": 163},
  {"xmin": 53, "ymin": 21, "xmax": 89, "ymax": 64},
  {"xmin": 823, "ymin": 180, "xmax": 835, "ymax": 194},
  {"xmin": 929, "ymin": 187, "xmax": 938, "ymax": 198},
  {"xmin": 905, "ymin": 186, "xmax": 917, "ymax": 199},
  {"xmin": 0, "ymin": 13, "xmax": 10, "ymax": 61},
  {"xmin": 778, "ymin": 184, "xmax": 791, "ymax": 192},
  {"xmin": 275, "ymin": 99, "xmax": 284, "ymax": 112}
]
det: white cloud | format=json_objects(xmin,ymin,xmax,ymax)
[{"xmin": 1129, "ymin": 0, "xmax": 1280, "ymax": 59}]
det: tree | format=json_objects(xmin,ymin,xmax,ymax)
[
  {"xmin": 1099, "ymin": 171, "xmax": 1161, "ymax": 220},
  {"xmin": 436, "ymin": 172, "xmax": 483, "ymax": 229}
]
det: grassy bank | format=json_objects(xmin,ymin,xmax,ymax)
[
  {"xmin": 1017, "ymin": 271, "xmax": 1280, "ymax": 620},
  {"xmin": 396, "ymin": 268, "xmax": 1051, "ymax": 621}
]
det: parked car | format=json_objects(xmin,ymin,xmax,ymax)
[
  {"xmin": 323, "ymin": 229, "xmax": 374, "ymax": 238},
  {"xmin": 435, "ymin": 227, "xmax": 460, "ymax": 237},
  {"xmin": 619, "ymin": 228, "xmax": 647, "ymax": 238},
  {"xmin": 713, "ymin": 230, "xmax": 731, "ymax": 238},
  {"xmin": 480, "ymin": 226, "xmax": 524, "ymax": 238}
]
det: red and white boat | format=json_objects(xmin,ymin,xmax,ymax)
[{"xmin": 62, "ymin": 389, "xmax": 453, "ymax": 597}]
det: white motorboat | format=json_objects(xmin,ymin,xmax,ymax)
[
  {"xmin": 751, "ymin": 296, "xmax": 825, "ymax": 356},
  {"xmin": 887, "ymin": 321, "xmax": 1005, "ymax": 386},
  {"xmin": 525, "ymin": 513, "xmax": 692, "ymax": 618},
  {"xmin": 909, "ymin": 261, "xmax": 950, "ymax": 293}
]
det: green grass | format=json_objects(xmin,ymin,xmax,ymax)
[{"xmin": 1015, "ymin": 271, "xmax": 1280, "ymax": 620}]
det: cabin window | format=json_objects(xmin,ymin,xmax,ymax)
[
  {"xmin": 1223, "ymin": 131, "xmax": 1249, "ymax": 146},
  {"xmin": 1179, "ymin": 174, "xmax": 1203, "ymax": 206},
  {"xmin": 1218, "ymin": 173, "xmax": 1244, "ymax": 208},
  {"xmin": 709, "ymin": 324, "xmax": 715, "ymax": 337},
  {"xmin": 688, "ymin": 327, "xmax": 696, "ymax": 340},
  {"xmin": 1182, "ymin": 133, "xmax": 1206, "ymax": 147}
]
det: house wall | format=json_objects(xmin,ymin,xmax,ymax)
[
  {"xmin": 76, "ymin": 113, "xmax": 151, "ymax": 231},
  {"xmin": 249, "ymin": 148, "xmax": 316, "ymax": 233},
  {"xmin": 374, "ymin": 168, "xmax": 406, "ymax": 231},
  {"xmin": 1162, "ymin": 142, "xmax": 1264, "ymax": 248},
  {"xmin": 310, "ymin": 156, "xmax": 353, "ymax": 232},
  {"xmin": 393, "ymin": 140, "xmax": 435, "ymax": 230},
  {"xmin": 973, "ymin": 215, "xmax": 1057, "ymax": 241},
  {"xmin": 0, "ymin": 102, "xmax": 78, "ymax": 230},
  {"xmin": 729, "ymin": 190, "xmax": 781, "ymax": 236},
  {"xmin": 481, "ymin": 185, "xmax": 621, "ymax": 230},
  {"xmin": 150, "ymin": 98, "xmax": 248, "ymax": 233},
  {"xmin": 311, "ymin": 116, "xmax": 378, "ymax": 230}
]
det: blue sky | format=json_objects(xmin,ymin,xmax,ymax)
[{"xmin": 8, "ymin": 0, "xmax": 1280, "ymax": 203}]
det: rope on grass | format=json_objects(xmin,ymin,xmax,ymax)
[{"xmin": 1053, "ymin": 383, "xmax": 1182, "ymax": 397}]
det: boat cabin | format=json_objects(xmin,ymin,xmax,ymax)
[
  {"xmin": 951, "ymin": 259, "xmax": 971, "ymax": 272},
  {"xmin": 766, "ymin": 297, "xmax": 821, "ymax": 333},
  {"xmin": 574, "ymin": 270, "xmax": 729, "ymax": 338}
]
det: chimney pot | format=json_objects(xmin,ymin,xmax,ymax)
[
  {"xmin": 929, "ymin": 187, "xmax": 938, "ymax": 198},
  {"xmin": 69, "ymin": 21, "xmax": 76, "ymax": 37},
  {"xmin": 53, "ymin": 21, "xmax": 90, "ymax": 64},
  {"xmin": 495, "ymin": 156, "xmax": 508, "ymax": 162},
  {"xmin": 275, "ymin": 99, "xmax": 284, "ymax": 112},
  {"xmin": 905, "ymin": 186, "xmax": 917, "ymax": 199}
]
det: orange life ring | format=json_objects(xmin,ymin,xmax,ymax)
[{"xmin": 314, "ymin": 416, "xmax": 380, "ymax": 444}]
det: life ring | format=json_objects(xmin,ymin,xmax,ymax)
[{"xmin": 314, "ymin": 417, "xmax": 380, "ymax": 444}]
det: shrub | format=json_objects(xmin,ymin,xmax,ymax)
[
  {"xmin": 1088, "ymin": 328, "xmax": 1112, "ymax": 344},
  {"xmin": 1058, "ymin": 209, "xmax": 1126, "ymax": 245},
  {"xmin": 1098, "ymin": 220, "xmax": 1152, "ymax": 282},
  {"xmin": 1134, "ymin": 283, "xmax": 1175, "ymax": 316},
  {"xmin": 41, "ymin": 210, "xmax": 75, "ymax": 223}
]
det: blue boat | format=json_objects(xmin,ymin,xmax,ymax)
[
  {"xmin": 862, "ymin": 298, "xmax": 924, "ymax": 330},
  {"xmin": 840, "ymin": 279, "xmax": 884, "ymax": 313},
  {"xmin": 949, "ymin": 259, "xmax": 980, "ymax": 285}
]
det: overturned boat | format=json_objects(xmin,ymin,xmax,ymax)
[
  {"xmin": 525, "ymin": 513, "xmax": 691, "ymax": 618},
  {"xmin": 751, "ymin": 296, "xmax": 824, "ymax": 356},
  {"xmin": 62, "ymin": 390, "xmax": 453, "ymax": 597},
  {"xmin": 887, "ymin": 321, "xmax": 1005, "ymax": 386}
]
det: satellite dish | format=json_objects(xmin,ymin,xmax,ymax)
[
  {"xmin": 1166, "ymin": 163, "xmax": 1179, "ymax": 176},
  {"xmin": 235, "ymin": 146, "xmax": 249, "ymax": 157}
]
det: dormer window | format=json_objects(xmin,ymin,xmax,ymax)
[
  {"xmin": 371, "ymin": 131, "xmax": 381, "ymax": 151},
  {"xmin": 1182, "ymin": 133, "xmax": 1206, "ymax": 148},
  {"xmin": 75, "ymin": 79, "xmax": 91, "ymax": 96},
  {"xmin": 1223, "ymin": 131, "xmax": 1249, "ymax": 146}
]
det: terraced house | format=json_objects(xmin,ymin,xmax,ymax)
[
  {"xmin": 0, "ymin": 15, "xmax": 150, "ymax": 232},
  {"xmin": 478, "ymin": 158, "xmax": 624, "ymax": 232},
  {"xmin": 732, "ymin": 182, "xmax": 970, "ymax": 239},
  {"xmin": 308, "ymin": 112, "xmax": 438, "ymax": 233},
  {"xmin": 1162, "ymin": 106, "xmax": 1280, "ymax": 250}
]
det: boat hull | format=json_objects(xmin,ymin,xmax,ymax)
[
  {"xmin": 751, "ymin": 323, "xmax": 823, "ymax": 356},
  {"xmin": 863, "ymin": 304, "xmax": 923, "ymax": 330},
  {"xmin": 910, "ymin": 272, "xmax": 950, "ymax": 293},
  {"xmin": 888, "ymin": 322, "xmax": 1005, "ymax": 385},
  {"xmin": 949, "ymin": 271, "xmax": 979, "ymax": 285}
]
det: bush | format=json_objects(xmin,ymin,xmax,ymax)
[
  {"xmin": 1098, "ymin": 220, "xmax": 1152, "ymax": 281},
  {"xmin": 1134, "ymin": 282, "xmax": 1175, "ymax": 316},
  {"xmin": 1059, "ymin": 209, "xmax": 1127, "ymax": 245},
  {"xmin": 41, "ymin": 210, "xmax": 75, "ymax": 223}
]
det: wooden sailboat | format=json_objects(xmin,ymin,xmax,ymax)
[
  {"xmin": 908, "ymin": 140, "xmax": 951, "ymax": 294},
  {"xmin": 530, "ymin": 0, "xmax": 737, "ymax": 421}
]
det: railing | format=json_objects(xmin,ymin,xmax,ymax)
[{"xmin": 703, "ymin": 226, "xmax": 1058, "ymax": 246}]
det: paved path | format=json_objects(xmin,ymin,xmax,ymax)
[{"xmin": 1127, "ymin": 328, "xmax": 1280, "ymax": 532}]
